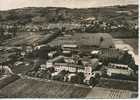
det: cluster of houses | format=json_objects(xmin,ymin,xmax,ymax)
[
  {"xmin": 43, "ymin": 41, "xmax": 135, "ymax": 83},
  {"xmin": 0, "ymin": 22, "xmax": 136, "ymax": 84},
  {"xmin": 0, "ymin": 30, "xmax": 136, "ymax": 84},
  {"xmin": 0, "ymin": 24, "xmax": 48, "ymax": 32},
  {"xmin": 46, "ymin": 55, "xmax": 96, "ymax": 82}
]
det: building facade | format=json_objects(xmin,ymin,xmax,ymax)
[{"xmin": 106, "ymin": 63, "xmax": 133, "ymax": 76}]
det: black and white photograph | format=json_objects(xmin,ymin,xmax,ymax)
[{"xmin": 0, "ymin": 0, "xmax": 138, "ymax": 99}]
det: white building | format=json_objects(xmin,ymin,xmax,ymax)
[
  {"xmin": 46, "ymin": 55, "xmax": 101, "ymax": 81},
  {"xmin": 48, "ymin": 51, "xmax": 57, "ymax": 58},
  {"xmin": 106, "ymin": 63, "xmax": 133, "ymax": 76},
  {"xmin": 53, "ymin": 62, "xmax": 95, "ymax": 82},
  {"xmin": 53, "ymin": 63, "xmax": 84, "ymax": 73},
  {"xmin": 46, "ymin": 60, "xmax": 94, "ymax": 81},
  {"xmin": 46, "ymin": 56, "xmax": 64, "ymax": 68},
  {"xmin": 84, "ymin": 64, "xmax": 92, "ymax": 81},
  {"xmin": 91, "ymin": 50, "xmax": 99, "ymax": 55},
  {"xmin": 62, "ymin": 44, "xmax": 78, "ymax": 50}
]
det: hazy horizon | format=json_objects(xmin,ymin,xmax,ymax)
[{"xmin": 0, "ymin": 0, "xmax": 138, "ymax": 11}]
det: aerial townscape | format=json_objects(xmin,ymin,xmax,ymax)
[{"xmin": 0, "ymin": 3, "xmax": 138, "ymax": 99}]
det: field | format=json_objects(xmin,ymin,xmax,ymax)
[
  {"xmin": 0, "ymin": 75, "xmax": 19, "ymax": 89},
  {"xmin": 48, "ymin": 36, "xmax": 76, "ymax": 47},
  {"xmin": 1, "ymin": 32, "xmax": 54, "ymax": 46},
  {"xmin": 0, "ymin": 76, "xmax": 138, "ymax": 98},
  {"xmin": 0, "ymin": 78, "xmax": 91, "ymax": 98},
  {"xmin": 49, "ymin": 33, "xmax": 114, "ymax": 52},
  {"xmin": 96, "ymin": 78, "xmax": 138, "ymax": 91},
  {"xmin": 86, "ymin": 87, "xmax": 137, "ymax": 99},
  {"xmin": 73, "ymin": 33, "xmax": 114, "ymax": 48},
  {"xmin": 11, "ymin": 63, "xmax": 34, "ymax": 74}
]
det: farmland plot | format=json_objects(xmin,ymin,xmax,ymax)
[
  {"xmin": 0, "ymin": 75, "xmax": 20, "ymax": 89},
  {"xmin": 86, "ymin": 87, "xmax": 135, "ymax": 99},
  {"xmin": 0, "ymin": 78, "xmax": 91, "ymax": 98},
  {"xmin": 96, "ymin": 78, "xmax": 138, "ymax": 91}
]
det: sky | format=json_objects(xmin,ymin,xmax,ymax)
[{"xmin": 0, "ymin": 0, "xmax": 138, "ymax": 10}]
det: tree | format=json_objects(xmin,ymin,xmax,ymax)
[
  {"xmin": 6, "ymin": 11, "xmax": 19, "ymax": 20},
  {"xmin": 100, "ymin": 37, "xmax": 104, "ymax": 43},
  {"xmin": 52, "ymin": 74, "xmax": 64, "ymax": 81},
  {"xmin": 70, "ymin": 72, "xmax": 85, "ymax": 84},
  {"xmin": 32, "ymin": 65, "xmax": 39, "ymax": 72},
  {"xmin": 0, "ymin": 15, "xmax": 2, "ymax": 21},
  {"xmin": 42, "ymin": 71, "xmax": 51, "ymax": 79},
  {"xmin": 121, "ymin": 51, "xmax": 133, "ymax": 64},
  {"xmin": 89, "ymin": 77, "xmax": 96, "ymax": 86},
  {"xmin": 77, "ymin": 59, "xmax": 82, "ymax": 65},
  {"xmin": 47, "ymin": 67, "xmax": 55, "ymax": 73},
  {"xmin": 77, "ymin": 72, "xmax": 85, "ymax": 79},
  {"xmin": 70, "ymin": 75, "xmax": 79, "ymax": 83},
  {"xmin": 59, "ymin": 70, "xmax": 69, "ymax": 75},
  {"xmin": 0, "ymin": 27, "xmax": 4, "ymax": 35},
  {"xmin": 129, "ymin": 62, "xmax": 138, "ymax": 72}
]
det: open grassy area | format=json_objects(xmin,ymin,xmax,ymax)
[
  {"xmin": 49, "ymin": 33, "xmax": 114, "ymax": 50},
  {"xmin": 0, "ymin": 78, "xmax": 91, "ymax": 98},
  {"xmin": 96, "ymin": 78, "xmax": 138, "ymax": 91},
  {"xmin": 73, "ymin": 33, "xmax": 114, "ymax": 48}
]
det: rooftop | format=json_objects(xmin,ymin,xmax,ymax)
[
  {"xmin": 98, "ymin": 48, "xmax": 123, "ymax": 59},
  {"xmin": 108, "ymin": 63, "xmax": 129, "ymax": 70},
  {"xmin": 48, "ymin": 56, "xmax": 64, "ymax": 63},
  {"xmin": 54, "ymin": 63, "xmax": 84, "ymax": 69}
]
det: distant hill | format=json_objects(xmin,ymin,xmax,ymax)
[
  {"xmin": 0, "ymin": 5, "xmax": 138, "ymax": 24},
  {"xmin": 0, "ymin": 5, "xmax": 138, "ymax": 38}
]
